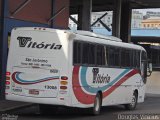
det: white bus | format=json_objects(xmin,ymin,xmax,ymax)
[{"xmin": 6, "ymin": 27, "xmax": 151, "ymax": 115}]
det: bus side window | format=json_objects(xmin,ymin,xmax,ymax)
[
  {"xmin": 104, "ymin": 46, "xmax": 109, "ymax": 66},
  {"xmin": 73, "ymin": 41, "xmax": 82, "ymax": 64},
  {"xmin": 96, "ymin": 45, "xmax": 105, "ymax": 66},
  {"xmin": 121, "ymin": 48, "xmax": 126, "ymax": 67},
  {"xmin": 132, "ymin": 50, "xmax": 136, "ymax": 68},
  {"xmin": 126, "ymin": 50, "xmax": 131, "ymax": 67},
  {"xmin": 114, "ymin": 48, "xmax": 120, "ymax": 67},
  {"xmin": 121, "ymin": 48, "xmax": 133, "ymax": 68},
  {"xmin": 82, "ymin": 43, "xmax": 90, "ymax": 64},
  {"xmin": 89, "ymin": 44, "xmax": 96, "ymax": 65},
  {"xmin": 102, "ymin": 46, "xmax": 106, "ymax": 66},
  {"xmin": 136, "ymin": 51, "xmax": 140, "ymax": 69},
  {"xmin": 108, "ymin": 47, "xmax": 120, "ymax": 67},
  {"xmin": 108, "ymin": 47, "xmax": 114, "ymax": 66},
  {"xmin": 132, "ymin": 50, "xmax": 140, "ymax": 69},
  {"xmin": 130, "ymin": 50, "xmax": 134, "ymax": 67}
]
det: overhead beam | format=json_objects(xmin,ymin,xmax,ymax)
[
  {"xmin": 48, "ymin": 6, "xmax": 66, "ymax": 23},
  {"xmin": 92, "ymin": 4, "xmax": 113, "ymax": 12},
  {"xmin": 70, "ymin": 5, "xmax": 113, "ymax": 15},
  {"xmin": 11, "ymin": 0, "xmax": 31, "ymax": 17},
  {"xmin": 70, "ymin": 0, "xmax": 160, "ymax": 13}
]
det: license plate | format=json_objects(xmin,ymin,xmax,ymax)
[{"xmin": 29, "ymin": 89, "xmax": 39, "ymax": 95}]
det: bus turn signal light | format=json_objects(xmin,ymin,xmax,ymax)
[
  {"xmin": 6, "ymin": 81, "xmax": 10, "ymax": 85},
  {"xmin": 6, "ymin": 72, "xmax": 11, "ymax": 76},
  {"xmin": 61, "ymin": 76, "xmax": 68, "ymax": 80},
  {"xmin": 6, "ymin": 77, "xmax": 10, "ymax": 80},
  {"xmin": 60, "ymin": 86, "xmax": 67, "ymax": 90},
  {"xmin": 60, "ymin": 81, "xmax": 68, "ymax": 85}
]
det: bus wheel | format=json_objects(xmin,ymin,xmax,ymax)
[
  {"xmin": 39, "ymin": 104, "xmax": 58, "ymax": 115},
  {"xmin": 92, "ymin": 93, "xmax": 102, "ymax": 115},
  {"xmin": 124, "ymin": 92, "xmax": 138, "ymax": 110}
]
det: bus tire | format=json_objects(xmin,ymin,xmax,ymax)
[
  {"xmin": 124, "ymin": 91, "xmax": 138, "ymax": 110},
  {"xmin": 92, "ymin": 93, "xmax": 102, "ymax": 115},
  {"xmin": 39, "ymin": 104, "xmax": 58, "ymax": 115}
]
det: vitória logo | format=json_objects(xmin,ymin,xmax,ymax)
[
  {"xmin": 17, "ymin": 37, "xmax": 62, "ymax": 50},
  {"xmin": 92, "ymin": 68, "xmax": 111, "ymax": 84},
  {"xmin": 17, "ymin": 37, "xmax": 32, "ymax": 47}
]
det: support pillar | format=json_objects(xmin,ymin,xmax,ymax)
[
  {"xmin": 120, "ymin": 0, "xmax": 132, "ymax": 43},
  {"xmin": 112, "ymin": 0, "xmax": 122, "ymax": 38},
  {"xmin": 78, "ymin": 0, "xmax": 92, "ymax": 31},
  {"xmin": 0, "ymin": 0, "xmax": 8, "ymax": 100}
]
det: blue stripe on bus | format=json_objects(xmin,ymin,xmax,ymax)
[{"xmin": 15, "ymin": 72, "xmax": 59, "ymax": 83}]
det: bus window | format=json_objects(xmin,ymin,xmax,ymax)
[
  {"xmin": 132, "ymin": 50, "xmax": 140, "ymax": 69},
  {"xmin": 114, "ymin": 48, "xmax": 120, "ymax": 67},
  {"xmin": 109, "ymin": 47, "xmax": 120, "ymax": 67},
  {"xmin": 89, "ymin": 44, "xmax": 96, "ymax": 65},
  {"xmin": 96, "ymin": 45, "xmax": 105, "ymax": 66},
  {"xmin": 73, "ymin": 41, "xmax": 82, "ymax": 64},
  {"xmin": 125, "ymin": 50, "xmax": 131, "ymax": 67},
  {"xmin": 82, "ymin": 43, "xmax": 89, "ymax": 64},
  {"xmin": 104, "ymin": 46, "xmax": 109, "ymax": 66},
  {"xmin": 130, "ymin": 50, "xmax": 134, "ymax": 67},
  {"xmin": 121, "ymin": 48, "xmax": 126, "ymax": 67},
  {"xmin": 133, "ymin": 50, "xmax": 136, "ymax": 68},
  {"xmin": 136, "ymin": 51, "xmax": 140, "ymax": 68},
  {"xmin": 121, "ymin": 49, "xmax": 135, "ymax": 68}
]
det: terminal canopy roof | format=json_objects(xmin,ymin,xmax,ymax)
[{"xmin": 70, "ymin": 0, "xmax": 160, "ymax": 14}]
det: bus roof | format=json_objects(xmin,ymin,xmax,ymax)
[
  {"xmin": 13, "ymin": 27, "xmax": 145, "ymax": 51},
  {"xmin": 74, "ymin": 30, "xmax": 122, "ymax": 42},
  {"xmin": 71, "ymin": 30, "xmax": 145, "ymax": 51}
]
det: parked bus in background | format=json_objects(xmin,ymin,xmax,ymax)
[{"xmin": 6, "ymin": 27, "xmax": 152, "ymax": 115}]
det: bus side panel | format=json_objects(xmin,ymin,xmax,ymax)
[{"xmin": 71, "ymin": 66, "xmax": 142, "ymax": 108}]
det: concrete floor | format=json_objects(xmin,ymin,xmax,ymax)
[
  {"xmin": 1, "ymin": 96, "xmax": 160, "ymax": 120},
  {"xmin": 146, "ymin": 71, "xmax": 160, "ymax": 94}
]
